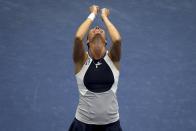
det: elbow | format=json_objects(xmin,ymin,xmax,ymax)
[
  {"xmin": 113, "ymin": 33, "xmax": 122, "ymax": 44},
  {"xmin": 75, "ymin": 33, "xmax": 83, "ymax": 42},
  {"xmin": 74, "ymin": 37, "xmax": 83, "ymax": 44},
  {"xmin": 75, "ymin": 36, "xmax": 82, "ymax": 41},
  {"xmin": 113, "ymin": 37, "xmax": 122, "ymax": 44}
]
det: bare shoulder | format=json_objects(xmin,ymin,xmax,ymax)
[
  {"xmin": 108, "ymin": 52, "xmax": 120, "ymax": 71},
  {"xmin": 74, "ymin": 52, "xmax": 88, "ymax": 75}
]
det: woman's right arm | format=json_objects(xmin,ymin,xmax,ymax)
[{"xmin": 73, "ymin": 5, "xmax": 99, "ymax": 65}]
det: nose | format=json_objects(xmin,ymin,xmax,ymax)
[{"xmin": 95, "ymin": 26, "xmax": 99, "ymax": 29}]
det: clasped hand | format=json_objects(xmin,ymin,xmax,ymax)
[{"xmin": 89, "ymin": 5, "xmax": 110, "ymax": 18}]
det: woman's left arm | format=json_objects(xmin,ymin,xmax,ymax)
[{"xmin": 101, "ymin": 8, "xmax": 122, "ymax": 62}]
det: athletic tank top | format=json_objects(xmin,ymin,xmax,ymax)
[{"xmin": 75, "ymin": 50, "xmax": 120, "ymax": 125}]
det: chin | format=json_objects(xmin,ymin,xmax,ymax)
[
  {"xmin": 92, "ymin": 35, "xmax": 105, "ymax": 43},
  {"xmin": 94, "ymin": 32, "xmax": 104, "ymax": 38}
]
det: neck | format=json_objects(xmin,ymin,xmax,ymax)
[
  {"xmin": 88, "ymin": 36, "xmax": 106, "ymax": 60},
  {"xmin": 89, "ymin": 47, "xmax": 106, "ymax": 60}
]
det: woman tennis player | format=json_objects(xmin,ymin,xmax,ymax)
[{"xmin": 69, "ymin": 5, "xmax": 122, "ymax": 131}]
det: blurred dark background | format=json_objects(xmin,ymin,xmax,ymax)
[{"xmin": 0, "ymin": 0, "xmax": 196, "ymax": 130}]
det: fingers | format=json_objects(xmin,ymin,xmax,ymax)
[
  {"xmin": 89, "ymin": 5, "xmax": 100, "ymax": 14},
  {"xmin": 89, "ymin": 5, "xmax": 110, "ymax": 17},
  {"xmin": 96, "ymin": 6, "xmax": 100, "ymax": 13},
  {"xmin": 101, "ymin": 8, "xmax": 109, "ymax": 13},
  {"xmin": 101, "ymin": 8, "xmax": 110, "ymax": 17}
]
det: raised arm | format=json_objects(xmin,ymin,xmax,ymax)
[
  {"xmin": 73, "ymin": 5, "xmax": 99, "ymax": 65},
  {"xmin": 101, "ymin": 8, "xmax": 122, "ymax": 62}
]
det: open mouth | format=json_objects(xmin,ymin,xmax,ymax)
[
  {"xmin": 94, "ymin": 30, "xmax": 101, "ymax": 35},
  {"xmin": 89, "ymin": 27, "xmax": 105, "ymax": 43}
]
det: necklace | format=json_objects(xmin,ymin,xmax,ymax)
[
  {"xmin": 92, "ymin": 59, "xmax": 103, "ymax": 68},
  {"xmin": 88, "ymin": 49, "xmax": 106, "ymax": 68}
]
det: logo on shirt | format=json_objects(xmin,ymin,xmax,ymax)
[{"xmin": 85, "ymin": 57, "xmax": 91, "ymax": 65}]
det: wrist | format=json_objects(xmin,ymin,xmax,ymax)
[
  {"xmin": 101, "ymin": 15, "xmax": 108, "ymax": 21},
  {"xmin": 87, "ymin": 13, "xmax": 96, "ymax": 21},
  {"xmin": 92, "ymin": 11, "xmax": 97, "ymax": 15},
  {"xmin": 101, "ymin": 14, "xmax": 107, "ymax": 18}
]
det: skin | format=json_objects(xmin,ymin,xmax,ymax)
[
  {"xmin": 73, "ymin": 5, "xmax": 121, "ymax": 74},
  {"xmin": 87, "ymin": 26, "xmax": 107, "ymax": 60}
]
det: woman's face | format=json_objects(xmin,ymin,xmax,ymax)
[
  {"xmin": 87, "ymin": 26, "xmax": 107, "ymax": 59},
  {"xmin": 87, "ymin": 26, "xmax": 106, "ymax": 46}
]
